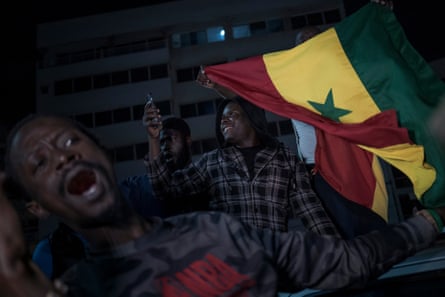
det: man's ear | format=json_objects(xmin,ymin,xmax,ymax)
[{"xmin": 25, "ymin": 201, "xmax": 50, "ymax": 219}]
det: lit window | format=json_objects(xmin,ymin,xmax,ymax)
[
  {"xmin": 207, "ymin": 26, "xmax": 225, "ymax": 43},
  {"xmin": 233, "ymin": 24, "xmax": 250, "ymax": 39}
]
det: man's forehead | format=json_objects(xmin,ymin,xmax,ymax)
[
  {"xmin": 14, "ymin": 117, "xmax": 74, "ymax": 146},
  {"xmin": 224, "ymin": 102, "xmax": 241, "ymax": 111},
  {"xmin": 161, "ymin": 128, "xmax": 182, "ymax": 137}
]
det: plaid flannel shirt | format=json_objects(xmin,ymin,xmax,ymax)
[{"xmin": 148, "ymin": 144, "xmax": 340, "ymax": 236}]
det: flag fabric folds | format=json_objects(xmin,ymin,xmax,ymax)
[{"xmin": 203, "ymin": 3, "xmax": 445, "ymax": 219}]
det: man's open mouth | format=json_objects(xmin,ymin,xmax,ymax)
[{"xmin": 67, "ymin": 169, "xmax": 97, "ymax": 196}]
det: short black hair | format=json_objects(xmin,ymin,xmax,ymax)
[{"xmin": 162, "ymin": 117, "xmax": 191, "ymax": 137}]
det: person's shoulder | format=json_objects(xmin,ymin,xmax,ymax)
[
  {"xmin": 32, "ymin": 236, "xmax": 52, "ymax": 258},
  {"xmin": 160, "ymin": 212, "xmax": 259, "ymax": 244},
  {"xmin": 31, "ymin": 236, "xmax": 53, "ymax": 279},
  {"xmin": 119, "ymin": 174, "xmax": 150, "ymax": 186},
  {"xmin": 277, "ymin": 142, "xmax": 297, "ymax": 156},
  {"xmin": 165, "ymin": 211, "xmax": 241, "ymax": 228},
  {"xmin": 196, "ymin": 147, "xmax": 227, "ymax": 162},
  {"xmin": 118, "ymin": 174, "xmax": 153, "ymax": 202}
]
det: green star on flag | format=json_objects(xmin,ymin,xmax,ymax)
[{"xmin": 308, "ymin": 89, "xmax": 351, "ymax": 122}]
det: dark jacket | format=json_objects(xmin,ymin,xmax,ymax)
[{"xmin": 61, "ymin": 211, "xmax": 438, "ymax": 297}]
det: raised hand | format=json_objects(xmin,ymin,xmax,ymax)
[
  {"xmin": 142, "ymin": 100, "xmax": 163, "ymax": 140},
  {"xmin": 195, "ymin": 65, "xmax": 238, "ymax": 99}
]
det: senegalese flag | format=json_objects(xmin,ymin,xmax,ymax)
[{"xmin": 203, "ymin": 2, "xmax": 445, "ymax": 220}]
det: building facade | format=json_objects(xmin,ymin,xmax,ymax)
[{"xmin": 35, "ymin": 0, "xmax": 346, "ymax": 181}]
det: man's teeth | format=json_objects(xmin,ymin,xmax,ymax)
[{"xmin": 83, "ymin": 184, "xmax": 97, "ymax": 196}]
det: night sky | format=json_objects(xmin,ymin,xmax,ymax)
[{"xmin": 1, "ymin": 0, "xmax": 442, "ymax": 129}]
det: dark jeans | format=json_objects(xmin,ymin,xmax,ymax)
[{"xmin": 313, "ymin": 172, "xmax": 388, "ymax": 239}]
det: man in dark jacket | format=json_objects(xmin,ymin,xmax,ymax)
[
  {"xmin": 147, "ymin": 96, "xmax": 340, "ymax": 235},
  {"xmin": 1, "ymin": 113, "xmax": 443, "ymax": 297},
  {"xmin": 120, "ymin": 116, "xmax": 208, "ymax": 219}
]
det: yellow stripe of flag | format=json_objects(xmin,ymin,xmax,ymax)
[
  {"xmin": 360, "ymin": 143, "xmax": 436, "ymax": 198},
  {"xmin": 371, "ymin": 155, "xmax": 388, "ymax": 220},
  {"xmin": 263, "ymin": 28, "xmax": 381, "ymax": 123}
]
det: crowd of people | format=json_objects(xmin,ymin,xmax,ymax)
[
  {"xmin": 1, "ymin": 1, "xmax": 445, "ymax": 296},
  {"xmin": 0, "ymin": 113, "xmax": 444, "ymax": 297},
  {"xmin": 146, "ymin": 95, "xmax": 340, "ymax": 235}
]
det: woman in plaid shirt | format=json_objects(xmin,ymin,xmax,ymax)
[{"xmin": 147, "ymin": 96, "xmax": 339, "ymax": 236}]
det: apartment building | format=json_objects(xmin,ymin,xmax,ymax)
[{"xmin": 35, "ymin": 0, "xmax": 346, "ymax": 181}]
